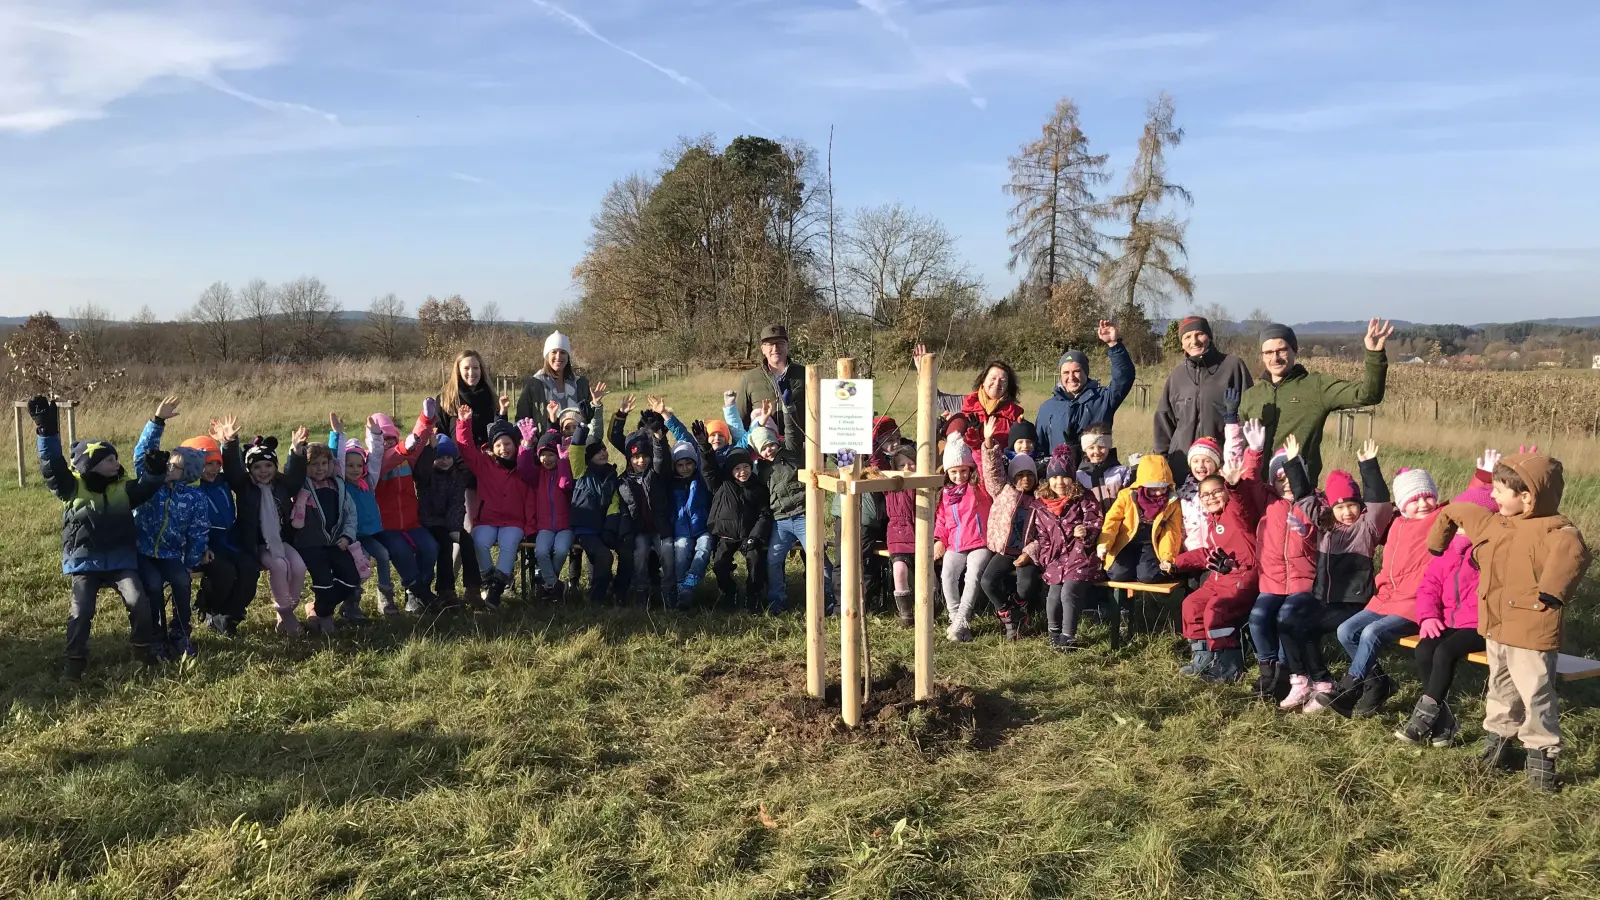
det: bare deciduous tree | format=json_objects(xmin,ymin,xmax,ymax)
[
  {"xmin": 239, "ymin": 277, "xmax": 277, "ymax": 362},
  {"xmin": 417, "ymin": 294, "xmax": 473, "ymax": 358},
  {"xmin": 366, "ymin": 292, "xmax": 410, "ymax": 357},
  {"xmin": 67, "ymin": 301, "xmax": 112, "ymax": 364},
  {"xmin": 129, "ymin": 305, "xmax": 162, "ymax": 365},
  {"xmin": 1005, "ymin": 98, "xmax": 1108, "ymax": 294},
  {"xmin": 478, "ymin": 301, "xmax": 501, "ymax": 328},
  {"xmin": 276, "ymin": 276, "xmax": 340, "ymax": 361},
  {"xmin": 192, "ymin": 281, "xmax": 236, "ymax": 360},
  {"xmin": 841, "ymin": 203, "xmax": 981, "ymax": 367},
  {"xmin": 1098, "ymin": 92, "xmax": 1194, "ymax": 329}
]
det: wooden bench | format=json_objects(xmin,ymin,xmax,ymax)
[
  {"xmin": 1104, "ymin": 580, "xmax": 1179, "ymax": 597},
  {"xmin": 1396, "ymin": 635, "xmax": 1600, "ymax": 681}
]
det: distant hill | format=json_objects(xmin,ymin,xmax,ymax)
[
  {"xmin": 1292, "ymin": 320, "xmax": 1417, "ymax": 334},
  {"xmin": 1290, "ymin": 316, "xmax": 1600, "ymax": 334},
  {"xmin": 2, "ymin": 313, "xmax": 558, "ymax": 331}
]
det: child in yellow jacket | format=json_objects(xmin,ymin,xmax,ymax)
[{"xmin": 1099, "ymin": 454, "xmax": 1184, "ymax": 583}]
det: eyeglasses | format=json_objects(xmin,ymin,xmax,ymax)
[
  {"xmin": 1199, "ymin": 489, "xmax": 1228, "ymax": 500},
  {"xmin": 1261, "ymin": 349, "xmax": 1292, "ymax": 359}
]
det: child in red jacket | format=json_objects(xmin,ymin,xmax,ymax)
[
  {"xmin": 369, "ymin": 408, "xmax": 441, "ymax": 616},
  {"xmin": 517, "ymin": 414, "xmax": 575, "ymax": 601},
  {"xmin": 455, "ymin": 406, "xmax": 534, "ymax": 609},
  {"xmin": 1240, "ymin": 421, "xmax": 1320, "ymax": 703},
  {"xmin": 883, "ymin": 441, "xmax": 919, "ymax": 627},
  {"xmin": 1164, "ymin": 454, "xmax": 1263, "ymax": 683}
]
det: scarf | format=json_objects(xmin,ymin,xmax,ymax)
[
  {"xmin": 258, "ymin": 483, "xmax": 284, "ymax": 551},
  {"xmin": 976, "ymin": 390, "xmax": 1002, "ymax": 417},
  {"xmin": 1135, "ymin": 486, "xmax": 1169, "ymax": 522},
  {"xmin": 1039, "ymin": 494, "xmax": 1071, "ymax": 517}
]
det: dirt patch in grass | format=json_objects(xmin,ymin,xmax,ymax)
[{"xmin": 696, "ymin": 659, "xmax": 1024, "ymax": 753}]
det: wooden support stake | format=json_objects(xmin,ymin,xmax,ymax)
[
  {"xmin": 64, "ymin": 403, "xmax": 76, "ymax": 448},
  {"xmin": 914, "ymin": 351, "xmax": 937, "ymax": 700},
  {"xmin": 391, "ymin": 382, "xmax": 398, "ymax": 419},
  {"xmin": 837, "ymin": 357, "xmax": 864, "ymax": 726},
  {"xmin": 13, "ymin": 405, "xmax": 24, "ymax": 487},
  {"xmin": 804, "ymin": 365, "xmax": 826, "ymax": 699}
]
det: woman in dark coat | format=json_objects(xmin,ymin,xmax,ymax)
[{"xmin": 515, "ymin": 331, "xmax": 592, "ymax": 433}]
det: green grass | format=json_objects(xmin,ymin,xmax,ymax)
[{"xmin": 3, "ymin": 374, "xmax": 1599, "ymax": 899}]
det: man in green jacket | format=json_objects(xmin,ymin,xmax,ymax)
[
  {"xmin": 737, "ymin": 324, "xmax": 806, "ymax": 437},
  {"xmin": 1239, "ymin": 318, "xmax": 1394, "ymax": 483}
]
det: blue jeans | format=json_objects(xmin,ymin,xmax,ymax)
[
  {"xmin": 138, "ymin": 554, "xmax": 193, "ymax": 637},
  {"xmin": 574, "ymin": 532, "xmax": 614, "ymax": 601},
  {"xmin": 378, "ymin": 528, "xmax": 439, "ymax": 591},
  {"xmin": 534, "ymin": 529, "xmax": 575, "ymax": 588},
  {"xmin": 674, "ymin": 533, "xmax": 712, "ymax": 589},
  {"xmin": 1336, "ymin": 610, "xmax": 1418, "ymax": 679},
  {"xmin": 1249, "ymin": 592, "xmax": 1316, "ymax": 663},
  {"xmin": 473, "ymin": 525, "xmax": 524, "ymax": 578},
  {"xmin": 766, "ymin": 514, "xmax": 834, "ymax": 614},
  {"xmin": 358, "ymin": 534, "xmax": 391, "ymax": 591}
]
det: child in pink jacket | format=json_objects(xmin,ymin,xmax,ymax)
[
  {"xmin": 935, "ymin": 438, "xmax": 991, "ymax": 643},
  {"xmin": 1395, "ymin": 458, "xmax": 1499, "ymax": 746},
  {"xmin": 517, "ymin": 422, "xmax": 575, "ymax": 600}
]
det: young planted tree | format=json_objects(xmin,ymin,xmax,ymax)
[
  {"xmin": 1099, "ymin": 92, "xmax": 1194, "ymax": 359},
  {"xmin": 1005, "ymin": 98, "xmax": 1108, "ymax": 296},
  {"xmin": 4, "ymin": 312, "xmax": 122, "ymax": 399},
  {"xmin": 192, "ymin": 281, "xmax": 237, "ymax": 360}
]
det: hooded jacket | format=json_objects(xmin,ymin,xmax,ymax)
[
  {"xmin": 1031, "ymin": 488, "xmax": 1104, "ymax": 584},
  {"xmin": 934, "ymin": 479, "xmax": 991, "ymax": 555},
  {"xmin": 569, "ymin": 434, "xmax": 623, "ymax": 539},
  {"xmin": 332, "ymin": 426, "xmax": 384, "ymax": 537},
  {"xmin": 756, "ymin": 399, "xmax": 807, "ymax": 521},
  {"xmin": 131, "ymin": 418, "xmax": 211, "ymax": 568},
  {"xmin": 374, "ymin": 413, "xmax": 431, "ymax": 533},
  {"xmin": 1035, "ymin": 342, "xmax": 1135, "ymax": 456},
  {"xmin": 980, "ymin": 440, "xmax": 1041, "ymax": 559},
  {"xmin": 1172, "ymin": 473, "xmax": 1262, "ymax": 596},
  {"xmin": 1415, "ymin": 479, "xmax": 1497, "ymax": 631},
  {"xmin": 1240, "ymin": 449, "xmax": 1319, "ymax": 595},
  {"xmin": 1153, "ymin": 347, "xmax": 1253, "ymax": 459},
  {"xmin": 39, "ymin": 433, "xmax": 166, "ymax": 574},
  {"xmin": 517, "ymin": 432, "xmax": 575, "ymax": 533},
  {"xmin": 1427, "ymin": 455, "xmax": 1591, "ymax": 652},
  {"xmin": 1238, "ymin": 349, "xmax": 1387, "ymax": 484},
  {"xmin": 194, "ymin": 470, "xmax": 239, "ymax": 554},
  {"xmin": 1098, "ymin": 455, "xmax": 1184, "ymax": 568},
  {"xmin": 1365, "ymin": 507, "xmax": 1442, "ymax": 619},
  {"xmin": 413, "ymin": 441, "xmax": 468, "ymax": 531},
  {"xmin": 221, "ymin": 437, "xmax": 303, "ymax": 552},
  {"xmin": 613, "ymin": 424, "xmax": 662, "ymax": 537},
  {"xmin": 1287, "ymin": 456, "xmax": 1394, "ymax": 606},
  {"xmin": 454, "ymin": 417, "xmax": 536, "ymax": 531},
  {"xmin": 1076, "ymin": 451, "xmax": 1132, "ymax": 509},
  {"xmin": 703, "ymin": 445, "xmax": 772, "ymax": 544}
]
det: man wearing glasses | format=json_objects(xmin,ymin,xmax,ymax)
[{"xmin": 1239, "ymin": 319, "xmax": 1393, "ymax": 483}]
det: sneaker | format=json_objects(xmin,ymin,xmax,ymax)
[
  {"xmin": 404, "ymin": 590, "xmax": 428, "ymax": 614},
  {"xmin": 339, "ymin": 600, "xmax": 370, "ymax": 624},
  {"xmin": 170, "ymin": 632, "xmax": 197, "ymax": 661},
  {"xmin": 140, "ymin": 644, "xmax": 166, "ymax": 666},
  {"xmin": 377, "ymin": 586, "xmax": 399, "ymax": 617},
  {"xmin": 1279, "ymin": 674, "xmax": 1312, "ymax": 710},
  {"xmin": 1394, "ymin": 695, "xmax": 1443, "ymax": 745},
  {"xmin": 1302, "ymin": 681, "xmax": 1338, "ymax": 714},
  {"xmin": 945, "ymin": 621, "xmax": 961, "ymax": 643},
  {"xmin": 275, "ymin": 610, "xmax": 302, "ymax": 637},
  {"xmin": 955, "ymin": 624, "xmax": 974, "ymax": 643},
  {"xmin": 304, "ymin": 610, "xmax": 337, "ymax": 635},
  {"xmin": 204, "ymin": 614, "xmax": 232, "ymax": 638},
  {"xmin": 1054, "ymin": 634, "xmax": 1081, "ymax": 653},
  {"xmin": 1003, "ymin": 621, "xmax": 1020, "ymax": 642},
  {"xmin": 437, "ymin": 589, "xmax": 461, "ymax": 609},
  {"xmin": 1526, "ymin": 747, "xmax": 1559, "ymax": 792}
]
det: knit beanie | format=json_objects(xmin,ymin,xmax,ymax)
[
  {"xmin": 171, "ymin": 446, "xmax": 207, "ymax": 482},
  {"xmin": 371, "ymin": 414, "xmax": 399, "ymax": 440},
  {"xmin": 557, "ymin": 407, "xmax": 583, "ymax": 428},
  {"xmin": 1393, "ymin": 468, "xmax": 1438, "ymax": 511},
  {"xmin": 671, "ymin": 440, "xmax": 700, "ymax": 467},
  {"xmin": 486, "ymin": 419, "xmax": 518, "ymax": 448},
  {"xmin": 1267, "ymin": 448, "xmax": 1290, "ymax": 484},
  {"xmin": 583, "ymin": 440, "xmax": 608, "ymax": 464},
  {"xmin": 1058, "ymin": 350, "xmax": 1089, "ymax": 371},
  {"xmin": 705, "ymin": 420, "xmax": 732, "ymax": 443},
  {"xmin": 1179, "ymin": 316, "xmax": 1212, "ymax": 340},
  {"xmin": 244, "ymin": 436, "xmax": 278, "ymax": 468},
  {"xmin": 890, "ymin": 439, "xmax": 917, "ymax": 468},
  {"xmin": 942, "ymin": 439, "xmax": 974, "ymax": 470},
  {"xmin": 726, "ymin": 447, "xmax": 753, "ymax": 471},
  {"xmin": 433, "ymin": 433, "xmax": 459, "ymax": 458},
  {"xmin": 625, "ymin": 430, "xmax": 652, "ymax": 459},
  {"xmin": 1045, "ymin": 443, "xmax": 1078, "ymax": 479},
  {"xmin": 342, "ymin": 438, "xmax": 368, "ymax": 461},
  {"xmin": 1187, "ymin": 436, "xmax": 1222, "ymax": 468},
  {"xmin": 537, "ymin": 430, "xmax": 562, "ymax": 456},
  {"xmin": 1007, "ymin": 454, "xmax": 1037, "ymax": 481},
  {"xmin": 1324, "ymin": 470, "xmax": 1360, "ymax": 506},
  {"xmin": 748, "ymin": 426, "xmax": 777, "ymax": 452},
  {"xmin": 71, "ymin": 439, "xmax": 119, "ymax": 475},
  {"xmin": 543, "ymin": 330, "xmax": 572, "ymax": 357},
  {"xmin": 1009, "ymin": 419, "xmax": 1037, "ymax": 446},
  {"xmin": 1260, "ymin": 323, "xmax": 1299, "ymax": 353},
  {"xmin": 180, "ymin": 435, "xmax": 222, "ymax": 467},
  {"xmin": 872, "ymin": 416, "xmax": 899, "ymax": 448}
]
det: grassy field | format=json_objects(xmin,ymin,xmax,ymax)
[{"xmin": 2, "ymin": 364, "xmax": 1599, "ymax": 899}]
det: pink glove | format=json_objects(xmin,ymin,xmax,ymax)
[
  {"xmin": 422, "ymin": 397, "xmax": 441, "ymax": 422},
  {"xmin": 516, "ymin": 417, "xmax": 538, "ymax": 442},
  {"xmin": 1418, "ymin": 617, "xmax": 1445, "ymax": 640}
]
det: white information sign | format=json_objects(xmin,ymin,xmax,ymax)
[{"xmin": 819, "ymin": 378, "xmax": 874, "ymax": 454}]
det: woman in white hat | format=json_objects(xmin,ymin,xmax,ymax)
[{"xmin": 515, "ymin": 330, "xmax": 593, "ymax": 433}]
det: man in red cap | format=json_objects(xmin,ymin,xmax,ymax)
[{"xmin": 1153, "ymin": 315, "xmax": 1253, "ymax": 483}]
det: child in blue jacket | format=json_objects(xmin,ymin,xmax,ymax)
[
  {"xmin": 132, "ymin": 396, "xmax": 212, "ymax": 660},
  {"xmin": 30, "ymin": 395, "xmax": 168, "ymax": 678}
]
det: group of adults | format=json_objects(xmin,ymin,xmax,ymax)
[{"xmin": 447, "ymin": 315, "xmax": 1393, "ymax": 492}]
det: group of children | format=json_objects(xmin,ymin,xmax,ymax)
[{"xmin": 28, "ymin": 373, "xmax": 1591, "ymax": 790}]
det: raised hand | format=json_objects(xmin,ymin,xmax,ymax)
[
  {"xmin": 618, "ymin": 394, "xmax": 636, "ymax": 416},
  {"xmin": 1220, "ymin": 387, "xmax": 1241, "ymax": 424},
  {"xmin": 1517, "ymin": 444, "xmax": 1539, "ymax": 455},
  {"xmin": 1364, "ymin": 318, "xmax": 1395, "ymax": 352},
  {"xmin": 155, "ymin": 396, "xmax": 180, "ymax": 421},
  {"xmin": 457, "ymin": 404, "xmax": 474, "ymax": 422},
  {"xmin": 761, "ymin": 399, "xmax": 775, "ymax": 421},
  {"xmin": 1283, "ymin": 434, "xmax": 1300, "ymax": 460},
  {"xmin": 422, "ymin": 397, "xmax": 441, "ymax": 421},
  {"xmin": 546, "ymin": 400, "xmax": 561, "ymax": 423},
  {"xmin": 330, "ymin": 412, "xmax": 344, "ymax": 436},
  {"xmin": 1357, "ymin": 439, "xmax": 1379, "ymax": 462},
  {"xmin": 647, "ymin": 396, "xmax": 666, "ymax": 416},
  {"xmin": 1478, "ymin": 448, "xmax": 1501, "ymax": 473},
  {"xmin": 1241, "ymin": 419, "xmax": 1266, "ymax": 452},
  {"xmin": 1097, "ymin": 319, "xmax": 1120, "ymax": 346},
  {"xmin": 723, "ymin": 390, "xmax": 737, "ymax": 408},
  {"xmin": 291, "ymin": 426, "xmax": 309, "ymax": 450},
  {"xmin": 516, "ymin": 417, "xmax": 538, "ymax": 443},
  {"xmin": 690, "ymin": 419, "xmax": 709, "ymax": 444},
  {"xmin": 911, "ymin": 342, "xmax": 928, "ymax": 372},
  {"xmin": 982, "ymin": 415, "xmax": 999, "ymax": 446},
  {"xmin": 1221, "ymin": 459, "xmax": 1243, "ymax": 486},
  {"xmin": 590, "ymin": 382, "xmax": 608, "ymax": 404},
  {"xmin": 214, "ymin": 414, "xmax": 239, "ymax": 442}
]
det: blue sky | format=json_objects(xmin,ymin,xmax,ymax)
[{"xmin": 2, "ymin": 0, "xmax": 1598, "ymax": 324}]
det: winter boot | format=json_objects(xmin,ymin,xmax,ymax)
[
  {"xmin": 304, "ymin": 600, "xmax": 336, "ymax": 635},
  {"xmin": 275, "ymin": 609, "xmax": 302, "ymax": 637},
  {"xmin": 1394, "ymin": 695, "xmax": 1444, "ymax": 745},
  {"xmin": 169, "ymin": 622, "xmax": 197, "ymax": 661},
  {"xmin": 462, "ymin": 582, "xmax": 484, "ymax": 610},
  {"xmin": 1179, "ymin": 640, "xmax": 1211, "ymax": 676},
  {"xmin": 64, "ymin": 656, "xmax": 88, "ymax": 681},
  {"xmin": 1279, "ymin": 674, "xmax": 1312, "ymax": 710},
  {"xmin": 1302, "ymin": 681, "xmax": 1338, "ymax": 714},
  {"xmin": 377, "ymin": 584, "xmax": 400, "ymax": 617},
  {"xmin": 1200, "ymin": 648, "xmax": 1245, "ymax": 684},
  {"xmin": 1526, "ymin": 747, "xmax": 1558, "ymax": 792},
  {"xmin": 340, "ymin": 598, "xmax": 370, "ymax": 623},
  {"xmin": 483, "ymin": 572, "xmax": 506, "ymax": 611},
  {"xmin": 893, "ymin": 591, "xmax": 914, "ymax": 628},
  {"xmin": 1429, "ymin": 702, "xmax": 1459, "ymax": 748},
  {"xmin": 437, "ymin": 587, "xmax": 461, "ymax": 609},
  {"xmin": 1476, "ymin": 733, "xmax": 1517, "ymax": 773},
  {"xmin": 1251, "ymin": 661, "xmax": 1279, "ymax": 702},
  {"xmin": 1351, "ymin": 667, "xmax": 1395, "ymax": 719}
]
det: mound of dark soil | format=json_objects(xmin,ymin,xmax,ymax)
[{"xmin": 696, "ymin": 659, "xmax": 1023, "ymax": 753}]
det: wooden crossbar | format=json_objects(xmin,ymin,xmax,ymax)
[
  {"xmin": 1104, "ymin": 580, "xmax": 1179, "ymax": 595},
  {"xmin": 797, "ymin": 469, "xmax": 947, "ymax": 495},
  {"xmin": 1396, "ymin": 634, "xmax": 1600, "ymax": 681}
]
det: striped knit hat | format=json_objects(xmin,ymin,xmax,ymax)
[
  {"xmin": 1187, "ymin": 436, "xmax": 1223, "ymax": 468},
  {"xmin": 1394, "ymin": 468, "xmax": 1438, "ymax": 513}
]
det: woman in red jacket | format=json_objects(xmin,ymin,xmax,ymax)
[{"xmin": 914, "ymin": 344, "xmax": 1024, "ymax": 452}]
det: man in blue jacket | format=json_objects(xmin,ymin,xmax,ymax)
[{"xmin": 1036, "ymin": 320, "xmax": 1135, "ymax": 456}]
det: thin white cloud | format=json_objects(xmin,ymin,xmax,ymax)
[
  {"xmin": 856, "ymin": 0, "xmax": 986, "ymax": 109},
  {"xmin": 448, "ymin": 171, "xmax": 487, "ymax": 184},
  {"xmin": 526, "ymin": 0, "xmax": 760, "ymax": 125},
  {"xmin": 0, "ymin": 1, "xmax": 333, "ymax": 134},
  {"xmin": 1227, "ymin": 79, "xmax": 1564, "ymax": 133}
]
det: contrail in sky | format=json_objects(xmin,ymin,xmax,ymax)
[{"xmin": 857, "ymin": 0, "xmax": 986, "ymax": 109}]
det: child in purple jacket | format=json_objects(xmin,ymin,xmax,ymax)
[{"xmin": 1032, "ymin": 444, "xmax": 1104, "ymax": 651}]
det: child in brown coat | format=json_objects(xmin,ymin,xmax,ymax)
[{"xmin": 1427, "ymin": 453, "xmax": 1590, "ymax": 791}]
